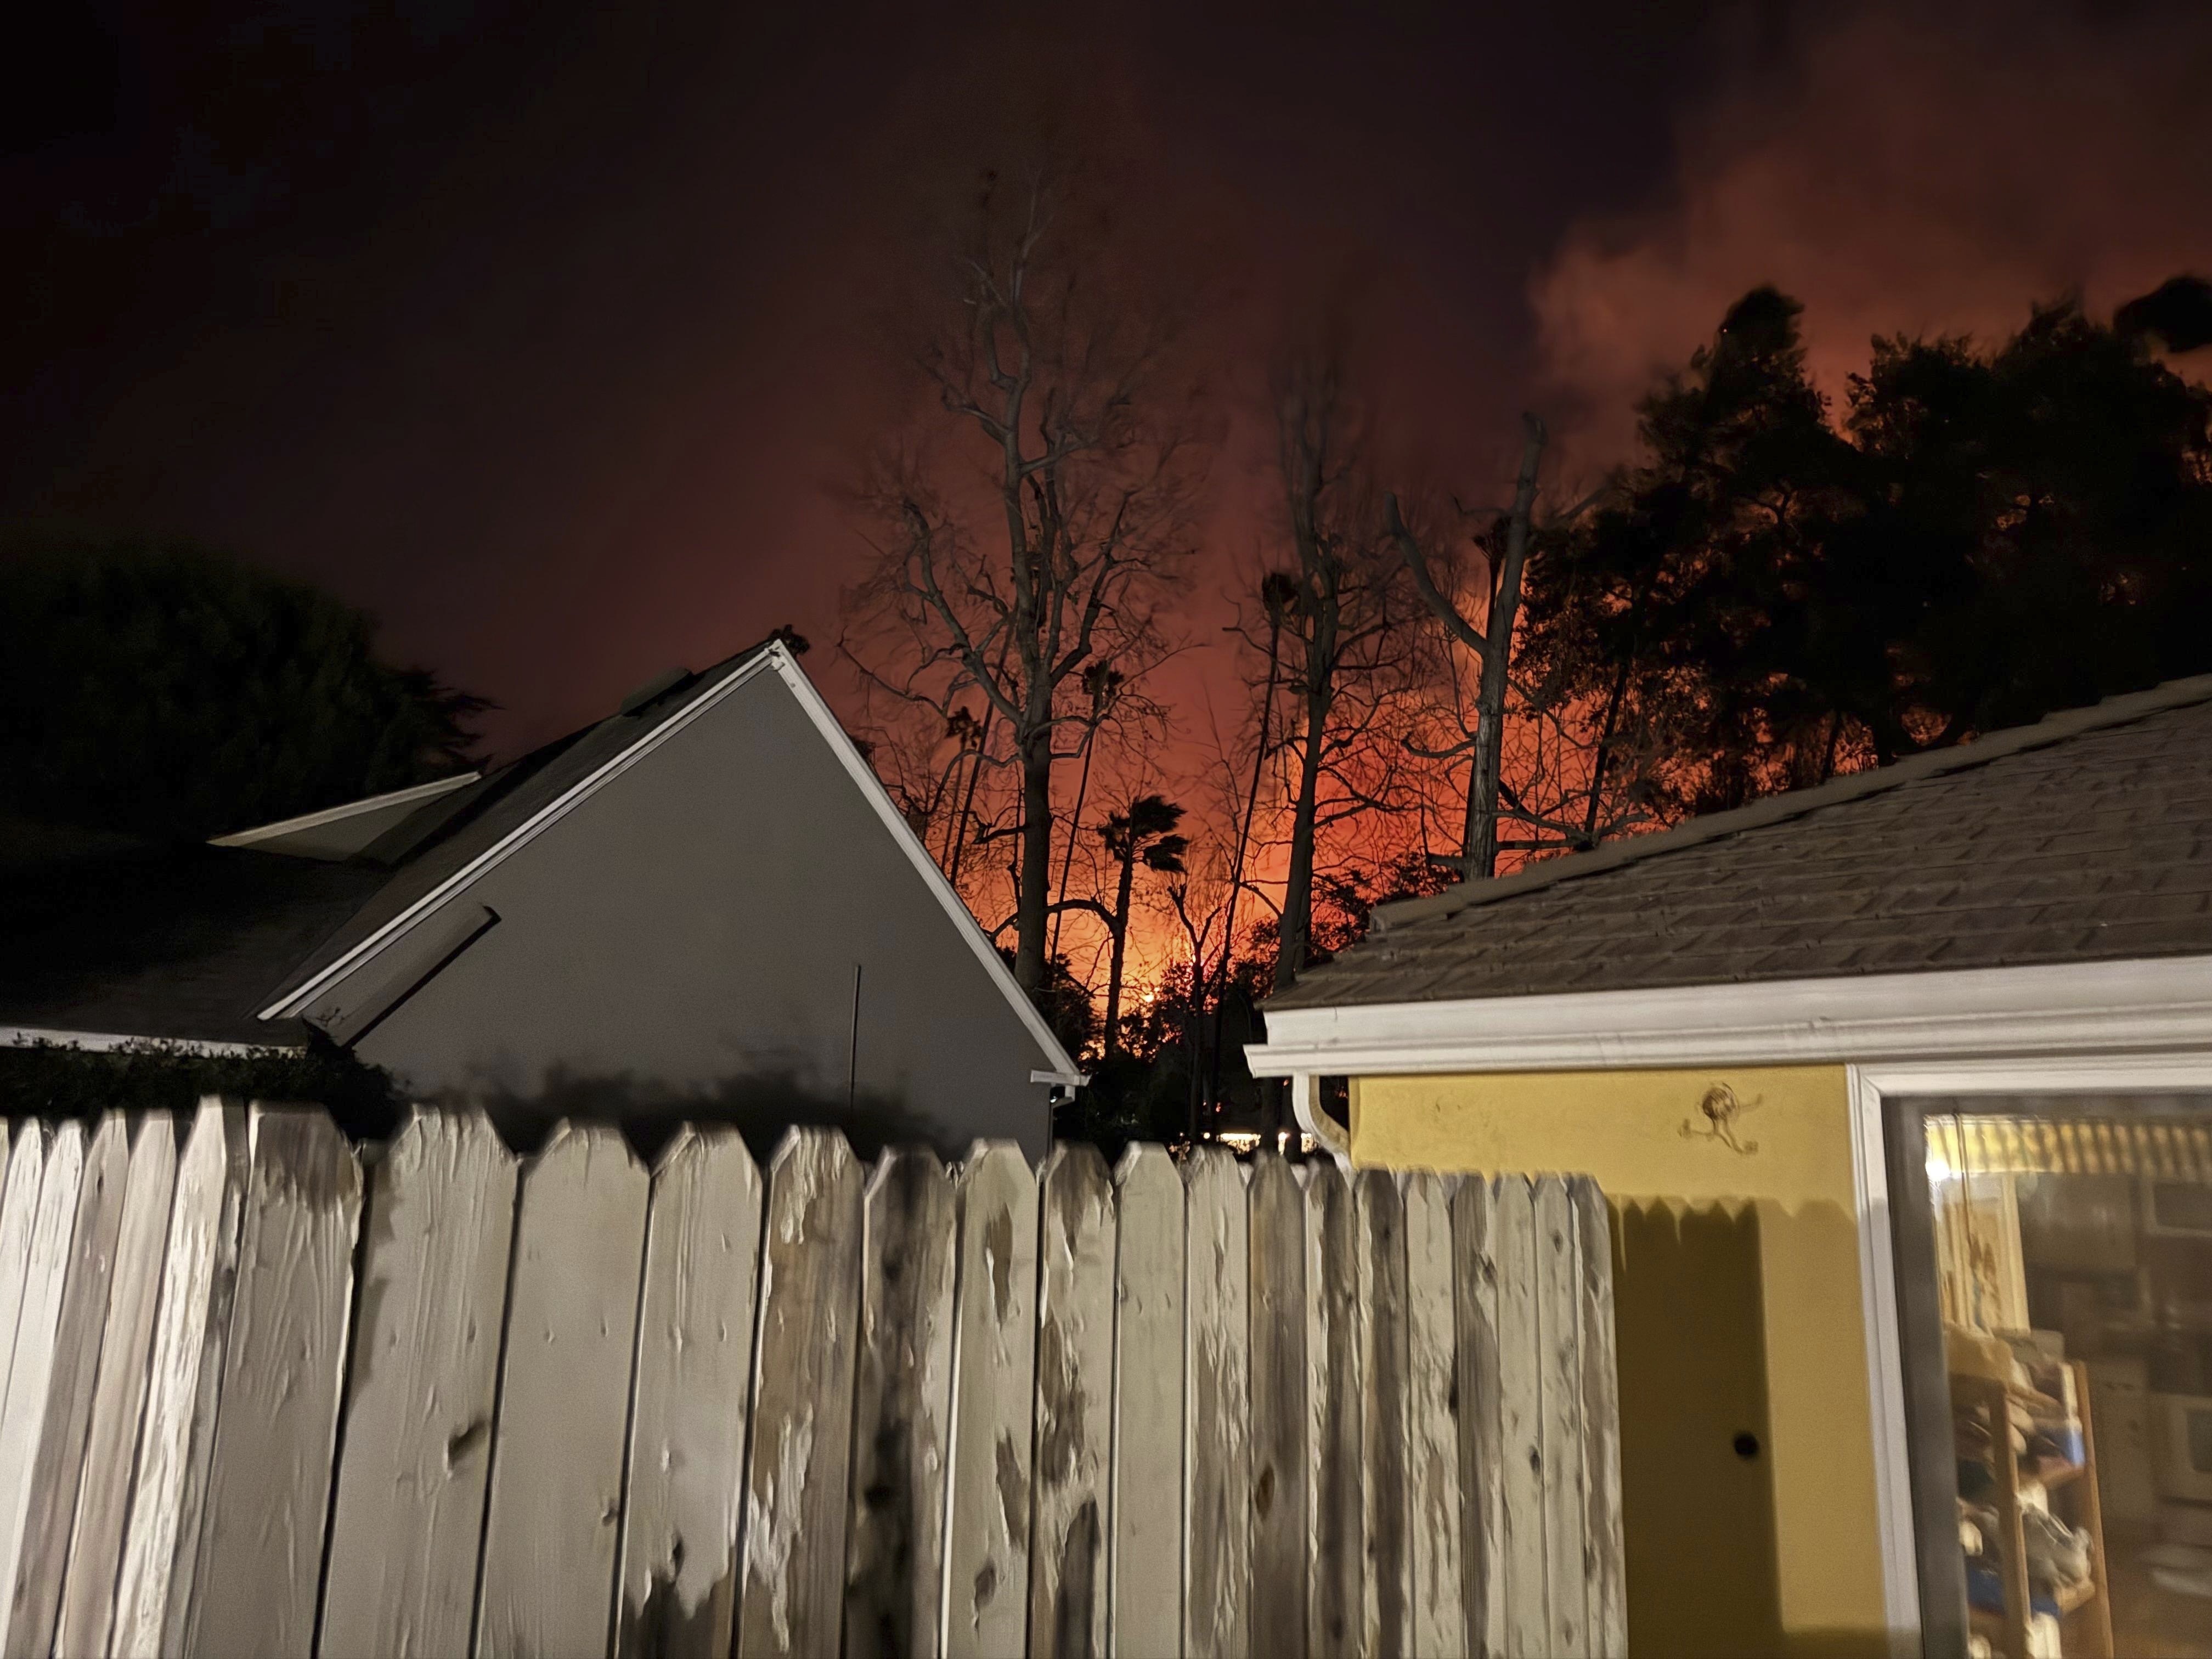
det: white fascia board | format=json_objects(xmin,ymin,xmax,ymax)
[
  {"xmin": 210, "ymin": 771, "xmax": 481, "ymax": 848},
  {"xmin": 768, "ymin": 651, "xmax": 1085, "ymax": 1085},
  {"xmin": 1244, "ymin": 954, "xmax": 2212, "ymax": 1077},
  {"xmin": 2, "ymin": 1025, "xmax": 289, "ymax": 1057},
  {"xmin": 260, "ymin": 650, "xmax": 785, "ymax": 1020}
]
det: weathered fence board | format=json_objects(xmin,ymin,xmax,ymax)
[
  {"xmin": 1246, "ymin": 1152, "xmax": 1307, "ymax": 1659},
  {"xmin": 55, "ymin": 1115, "xmax": 177, "ymax": 1659},
  {"xmin": 112, "ymin": 1102, "xmax": 250, "ymax": 1659},
  {"xmin": 183, "ymin": 1110, "xmax": 364, "ymax": 1659},
  {"xmin": 0, "ymin": 1125, "xmax": 37, "ymax": 1415},
  {"xmin": 844, "ymin": 1148, "xmax": 958, "ymax": 1659},
  {"xmin": 1028, "ymin": 1144, "xmax": 1115, "ymax": 1659},
  {"xmin": 0, "ymin": 1104, "xmax": 1624, "ymax": 1659},
  {"xmin": 0, "ymin": 1119, "xmax": 83, "ymax": 1646},
  {"xmin": 1105, "ymin": 1145, "xmax": 1182, "ymax": 1659},
  {"xmin": 5, "ymin": 1112, "xmax": 128, "ymax": 1659},
  {"xmin": 1533, "ymin": 1175, "xmax": 1588, "ymax": 1659},
  {"xmin": 320, "ymin": 1111, "xmax": 518, "ymax": 1659},
  {"xmin": 1401, "ymin": 1171, "xmax": 1462, "ymax": 1659},
  {"xmin": 1306, "ymin": 1160, "xmax": 1362, "ymax": 1659},
  {"xmin": 1573, "ymin": 1178, "xmax": 1628, "ymax": 1659},
  {"xmin": 1181, "ymin": 1147, "xmax": 1249, "ymax": 1659},
  {"xmin": 1451, "ymin": 1176, "xmax": 1503, "ymax": 1659},
  {"xmin": 738, "ymin": 1128, "xmax": 864, "ymax": 1659},
  {"xmin": 1356, "ymin": 1169, "xmax": 1412, "ymax": 1658},
  {"xmin": 475, "ymin": 1123, "xmax": 651, "ymax": 1659},
  {"xmin": 616, "ymin": 1126, "xmax": 764, "ymax": 1659},
  {"xmin": 943, "ymin": 1143, "xmax": 1039, "ymax": 1659},
  {"xmin": 1492, "ymin": 1175, "xmax": 1545, "ymax": 1659}
]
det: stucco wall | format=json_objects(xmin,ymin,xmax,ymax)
[{"xmin": 1353, "ymin": 1064, "xmax": 1888, "ymax": 1659}]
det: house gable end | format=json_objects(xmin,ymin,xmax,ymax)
[{"xmin": 300, "ymin": 646, "xmax": 1072, "ymax": 1156}]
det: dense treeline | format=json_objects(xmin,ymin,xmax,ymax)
[{"xmin": 0, "ymin": 534, "xmax": 484, "ymax": 842}]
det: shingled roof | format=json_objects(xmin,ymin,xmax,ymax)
[
  {"xmin": 1269, "ymin": 675, "xmax": 2212, "ymax": 1012},
  {"xmin": 0, "ymin": 819, "xmax": 386, "ymax": 1046}
]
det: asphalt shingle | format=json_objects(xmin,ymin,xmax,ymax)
[{"xmin": 1269, "ymin": 676, "xmax": 2212, "ymax": 1011}]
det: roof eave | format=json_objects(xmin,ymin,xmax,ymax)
[{"xmin": 1245, "ymin": 953, "xmax": 2212, "ymax": 1077}]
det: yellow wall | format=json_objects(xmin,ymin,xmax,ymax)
[{"xmin": 1354, "ymin": 1065, "xmax": 1887, "ymax": 1659}]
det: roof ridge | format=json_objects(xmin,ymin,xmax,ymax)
[{"xmin": 1369, "ymin": 672, "xmax": 2212, "ymax": 935}]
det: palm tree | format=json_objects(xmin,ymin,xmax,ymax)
[{"xmin": 1098, "ymin": 795, "xmax": 1187, "ymax": 1058}]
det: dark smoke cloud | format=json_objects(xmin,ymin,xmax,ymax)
[{"xmin": 1529, "ymin": 1, "xmax": 2212, "ymax": 464}]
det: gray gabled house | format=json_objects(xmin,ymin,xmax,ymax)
[{"xmin": 1, "ymin": 639, "xmax": 1080, "ymax": 1156}]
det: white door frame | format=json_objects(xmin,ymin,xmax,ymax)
[{"xmin": 1849, "ymin": 1049, "xmax": 2212, "ymax": 1654}]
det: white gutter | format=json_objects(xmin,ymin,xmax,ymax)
[{"xmin": 1246, "ymin": 954, "xmax": 2212, "ymax": 1079}]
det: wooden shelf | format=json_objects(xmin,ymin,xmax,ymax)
[
  {"xmin": 1968, "ymin": 1577, "xmax": 2098, "ymax": 1630},
  {"xmin": 2030, "ymin": 1459, "xmax": 2086, "ymax": 1493},
  {"xmin": 1954, "ymin": 1361, "xmax": 2114, "ymax": 1659}
]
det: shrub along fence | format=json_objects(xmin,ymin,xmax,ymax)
[{"xmin": 0, "ymin": 1103, "xmax": 1623, "ymax": 1659}]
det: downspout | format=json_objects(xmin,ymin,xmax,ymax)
[{"xmin": 1290, "ymin": 1072, "xmax": 1353, "ymax": 1169}]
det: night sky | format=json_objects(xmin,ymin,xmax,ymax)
[{"xmin": 8, "ymin": 1, "xmax": 2210, "ymax": 758}]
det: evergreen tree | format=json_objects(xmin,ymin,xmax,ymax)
[
  {"xmin": 0, "ymin": 532, "xmax": 487, "ymax": 840},
  {"xmin": 1520, "ymin": 280, "xmax": 2212, "ymax": 816}
]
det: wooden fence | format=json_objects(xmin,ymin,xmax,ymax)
[{"xmin": 0, "ymin": 1103, "xmax": 1624, "ymax": 1659}]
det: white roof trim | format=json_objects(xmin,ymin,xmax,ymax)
[
  {"xmin": 255, "ymin": 642, "xmax": 1082, "ymax": 1084},
  {"xmin": 3, "ymin": 1025, "xmax": 285, "ymax": 1057},
  {"xmin": 210, "ymin": 771, "xmax": 481, "ymax": 848},
  {"xmin": 768, "ymin": 648, "xmax": 1082, "ymax": 1082},
  {"xmin": 1244, "ymin": 953, "xmax": 2212, "ymax": 1077}
]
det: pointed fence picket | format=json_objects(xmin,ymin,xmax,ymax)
[
  {"xmin": 111, "ymin": 1099, "xmax": 250, "ymax": 1659},
  {"xmin": 1402, "ymin": 1170, "xmax": 1463, "ymax": 1659},
  {"xmin": 0, "ymin": 1104, "xmax": 1622, "ymax": 1659},
  {"xmin": 185, "ymin": 1110, "xmax": 363, "ymax": 1659},
  {"xmin": 843, "ymin": 1147, "xmax": 957, "ymax": 1659},
  {"xmin": 1306, "ymin": 1159, "xmax": 1364, "ymax": 1659},
  {"xmin": 941, "ymin": 1143, "xmax": 1038, "ymax": 1659},
  {"xmin": 1105, "ymin": 1144, "xmax": 1183, "ymax": 1659},
  {"xmin": 616, "ymin": 1127, "xmax": 764, "ymax": 1659},
  {"xmin": 738, "ymin": 1127, "xmax": 864, "ymax": 1659},
  {"xmin": 0, "ymin": 1125, "xmax": 40, "ymax": 1425},
  {"xmin": 1355, "ymin": 1167, "xmax": 1411, "ymax": 1657},
  {"xmin": 55, "ymin": 1114, "xmax": 175, "ymax": 1659},
  {"xmin": 0, "ymin": 1118, "xmax": 85, "ymax": 1652},
  {"xmin": 1181, "ymin": 1147, "xmax": 1250, "ymax": 1659},
  {"xmin": 320, "ymin": 1110, "xmax": 517, "ymax": 1659},
  {"xmin": 475, "ymin": 1124, "xmax": 651, "ymax": 1659},
  {"xmin": 1245, "ymin": 1152, "xmax": 1307, "ymax": 1659},
  {"xmin": 5, "ymin": 1112, "xmax": 128, "ymax": 1659},
  {"xmin": 1027, "ymin": 1144, "xmax": 1114, "ymax": 1659}
]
